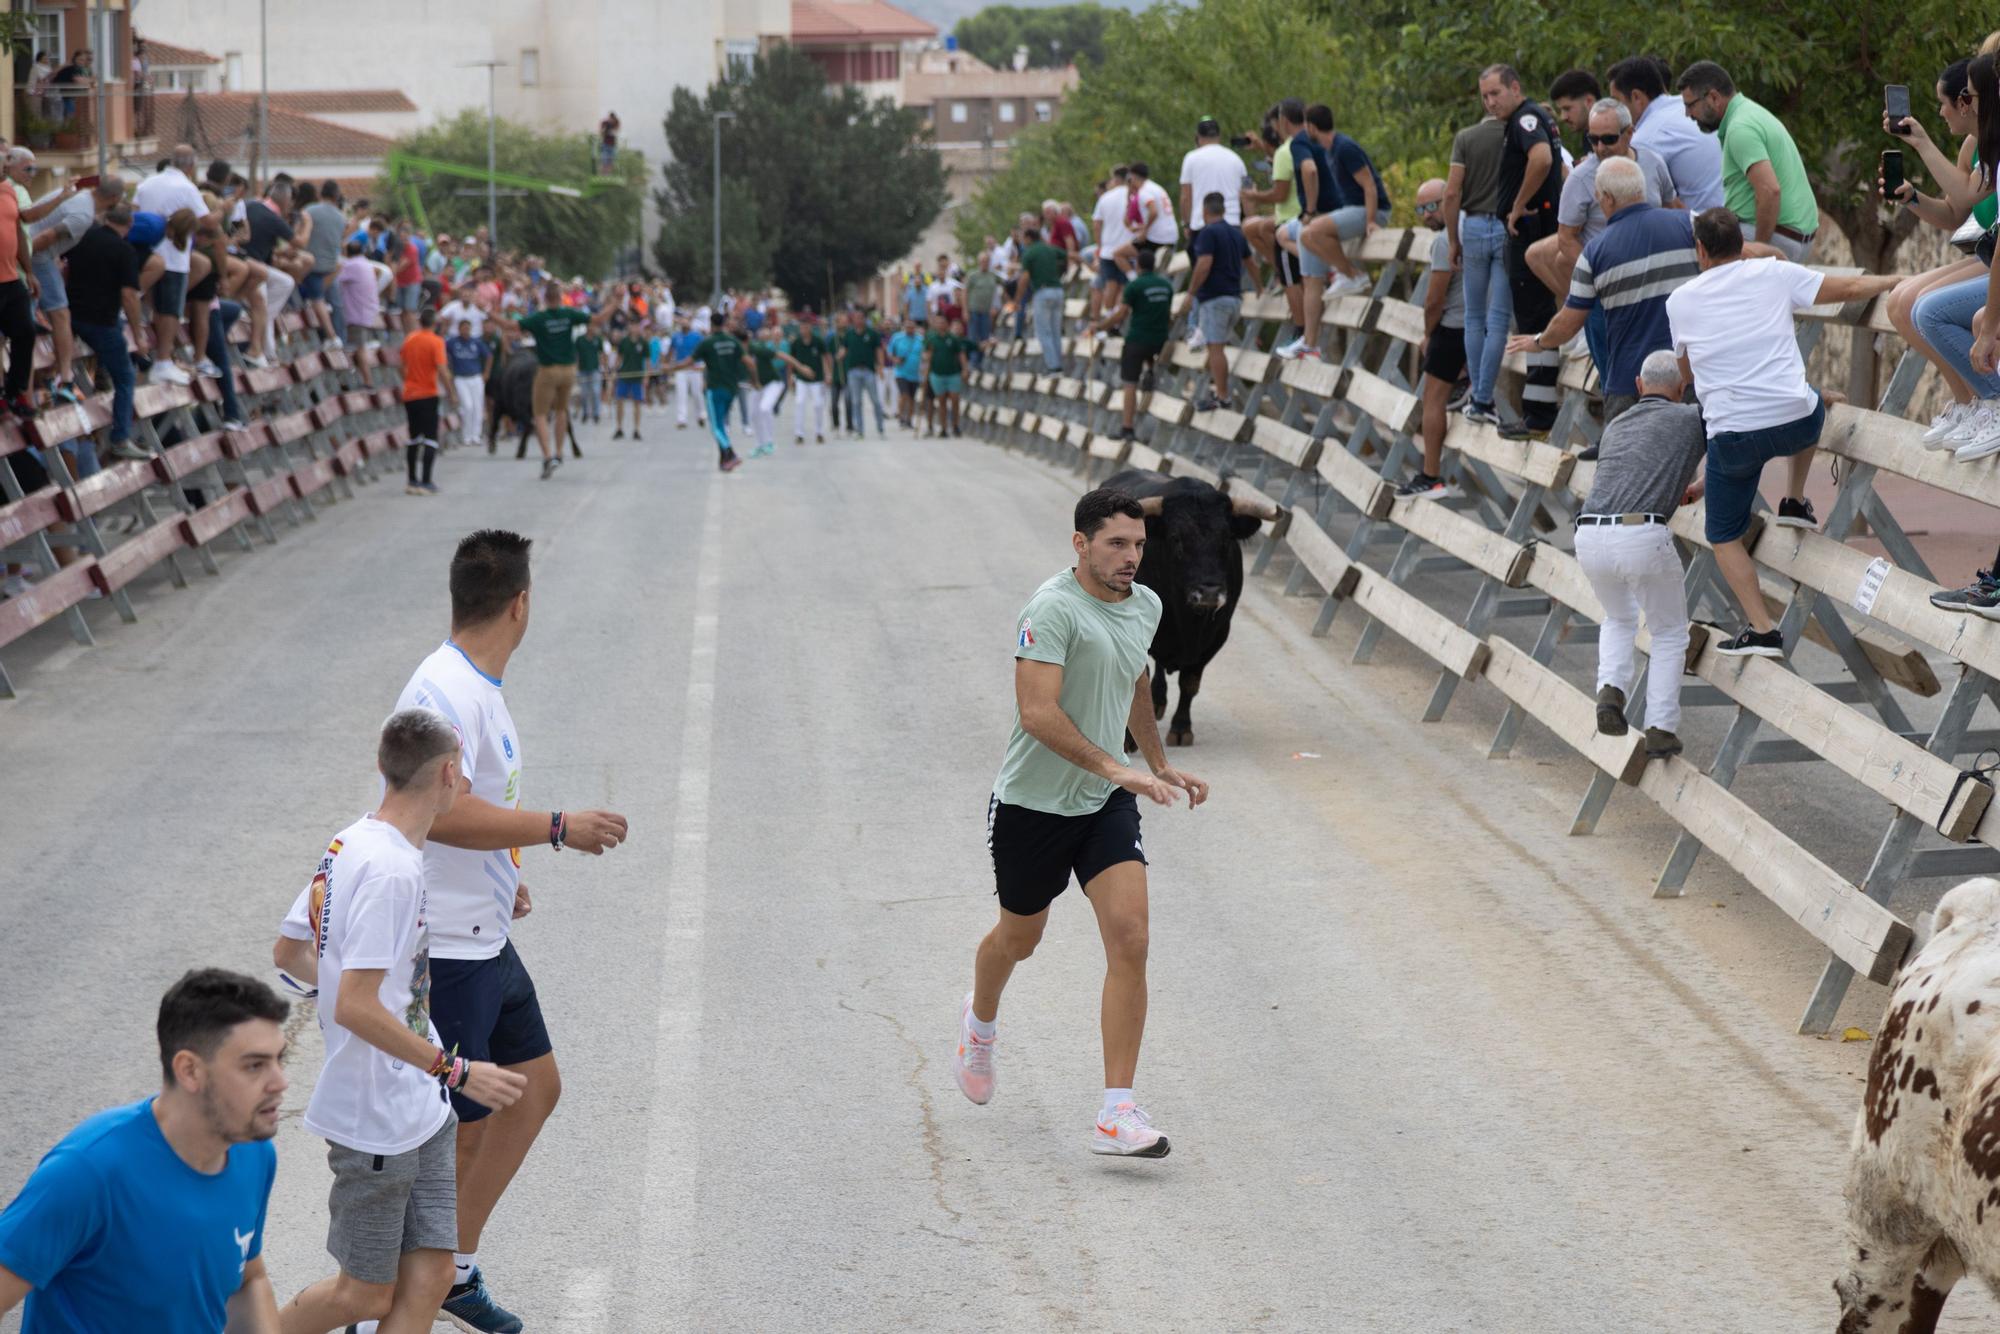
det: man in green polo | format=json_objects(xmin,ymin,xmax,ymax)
[
  {"xmin": 1088, "ymin": 249, "xmax": 1175, "ymax": 441},
  {"xmin": 491, "ymin": 285, "xmax": 607, "ymax": 478},
  {"xmin": 1678, "ymin": 60, "xmax": 1819, "ymax": 261},
  {"xmin": 836, "ymin": 310, "xmax": 885, "ymax": 439},
  {"xmin": 1021, "ymin": 226, "xmax": 1070, "ymax": 373},
  {"xmin": 789, "ymin": 316, "xmax": 833, "ymax": 444},
  {"xmin": 920, "ymin": 317, "xmax": 968, "ymax": 438},
  {"xmin": 664, "ymin": 312, "xmax": 758, "ymax": 472}
]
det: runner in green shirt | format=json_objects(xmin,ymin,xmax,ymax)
[
  {"xmin": 789, "ymin": 321, "xmax": 834, "ymax": 443},
  {"xmin": 491, "ymin": 287, "xmax": 609, "ymax": 477},
  {"xmin": 920, "ymin": 319, "xmax": 968, "ymax": 437},
  {"xmin": 664, "ymin": 315, "xmax": 759, "ymax": 470},
  {"xmin": 949, "ymin": 486, "xmax": 1208, "ymax": 1160},
  {"xmin": 745, "ymin": 328, "xmax": 816, "ymax": 457},
  {"xmin": 837, "ymin": 313, "xmax": 886, "ymax": 438},
  {"xmin": 1087, "ymin": 250, "xmax": 1175, "ymax": 438},
  {"xmin": 612, "ymin": 330, "xmax": 648, "ymax": 440}
]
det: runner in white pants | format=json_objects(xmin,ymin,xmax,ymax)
[
  {"xmin": 788, "ymin": 314, "xmax": 834, "ymax": 444},
  {"xmin": 444, "ymin": 318, "xmax": 489, "ymax": 447},
  {"xmin": 668, "ymin": 317, "xmax": 706, "ymax": 429},
  {"xmin": 746, "ymin": 328, "xmax": 815, "ymax": 458}
]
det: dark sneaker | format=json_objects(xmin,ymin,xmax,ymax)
[
  {"xmin": 1498, "ymin": 420, "xmax": 1548, "ymax": 441},
  {"xmin": 539, "ymin": 456, "xmax": 558, "ymax": 479},
  {"xmin": 1644, "ymin": 727, "xmax": 1683, "ymax": 758},
  {"xmin": 633, "ymin": 431, "xmax": 642, "ymax": 441},
  {"xmin": 1595, "ymin": 684, "xmax": 1628, "ymax": 736},
  {"xmin": 1117, "ymin": 425, "xmax": 1137, "ymax": 442},
  {"xmin": 1575, "ymin": 444, "xmax": 1601, "ymax": 462},
  {"xmin": 1715, "ymin": 627, "xmax": 1784, "ymax": 658},
  {"xmin": 721, "ymin": 449, "xmax": 743, "ymax": 473},
  {"xmin": 421, "ymin": 482, "xmax": 440, "ymax": 495},
  {"xmin": 1395, "ymin": 472, "xmax": 1449, "ymax": 499},
  {"xmin": 1930, "ymin": 568, "xmax": 2000, "ymax": 612},
  {"xmin": 612, "ymin": 429, "xmax": 624, "ymax": 439},
  {"xmin": 441, "ymin": 1268, "xmax": 525, "ymax": 1334},
  {"xmin": 1461, "ymin": 402, "xmax": 1500, "ymax": 425},
  {"xmin": 1194, "ymin": 392, "xmax": 1229, "ymax": 413},
  {"xmin": 1446, "ymin": 384, "xmax": 1472, "ymax": 413},
  {"xmin": 1139, "ymin": 368, "xmax": 1156, "ymax": 392},
  {"xmin": 1774, "ymin": 496, "xmax": 1818, "ymax": 529}
]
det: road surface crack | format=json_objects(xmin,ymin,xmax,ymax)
[{"xmin": 839, "ymin": 997, "xmax": 968, "ymax": 1234}]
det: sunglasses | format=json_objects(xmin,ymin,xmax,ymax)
[
  {"xmin": 1587, "ymin": 133, "xmax": 1626, "ymax": 146},
  {"xmin": 1414, "ymin": 201, "xmax": 1441, "ymax": 214}
]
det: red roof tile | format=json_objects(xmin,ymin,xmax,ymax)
[
  {"xmin": 790, "ymin": 0, "xmax": 937, "ymax": 42},
  {"xmin": 266, "ymin": 90, "xmax": 418, "ymax": 115},
  {"xmin": 156, "ymin": 94, "xmax": 395, "ymax": 162},
  {"xmin": 136, "ymin": 37, "xmax": 222, "ymax": 68}
]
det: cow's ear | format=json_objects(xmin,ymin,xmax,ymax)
[{"xmin": 1229, "ymin": 514, "xmax": 1264, "ymax": 542}]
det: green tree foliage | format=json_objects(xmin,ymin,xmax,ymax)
[
  {"xmin": 375, "ymin": 110, "xmax": 645, "ymax": 278},
  {"xmin": 655, "ymin": 46, "xmax": 947, "ymax": 310},
  {"xmin": 956, "ymin": 0, "xmax": 1337, "ymax": 252},
  {"xmin": 954, "ymin": 4, "xmax": 1116, "ymax": 71}
]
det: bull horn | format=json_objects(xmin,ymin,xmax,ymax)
[
  {"xmin": 1228, "ymin": 492, "xmax": 1281, "ymax": 522},
  {"xmin": 1134, "ymin": 495, "xmax": 1166, "ymax": 516}
]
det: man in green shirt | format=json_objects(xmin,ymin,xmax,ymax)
[
  {"xmin": 1679, "ymin": 60, "xmax": 1819, "ymax": 260},
  {"xmin": 573, "ymin": 322, "xmax": 604, "ymax": 425},
  {"xmin": 951, "ymin": 487, "xmax": 1207, "ymax": 1160},
  {"xmin": 1020, "ymin": 227, "xmax": 1069, "ymax": 373},
  {"xmin": 664, "ymin": 312, "xmax": 759, "ymax": 471},
  {"xmin": 491, "ymin": 285, "xmax": 607, "ymax": 478},
  {"xmin": 1088, "ymin": 249, "xmax": 1175, "ymax": 439},
  {"xmin": 789, "ymin": 316, "xmax": 833, "ymax": 444},
  {"xmin": 919, "ymin": 317, "xmax": 968, "ymax": 437},
  {"xmin": 836, "ymin": 310, "xmax": 886, "ymax": 439},
  {"xmin": 611, "ymin": 326, "xmax": 649, "ymax": 441},
  {"xmin": 963, "ymin": 259, "xmax": 1000, "ymax": 367}
]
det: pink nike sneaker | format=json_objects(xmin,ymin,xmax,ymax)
[
  {"xmin": 952, "ymin": 993, "xmax": 995, "ymax": 1105},
  {"xmin": 1092, "ymin": 1102, "xmax": 1170, "ymax": 1158}
]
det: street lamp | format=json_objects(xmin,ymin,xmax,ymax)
[
  {"xmin": 459, "ymin": 60, "xmax": 509, "ymax": 252},
  {"xmin": 711, "ymin": 110, "xmax": 735, "ymax": 306}
]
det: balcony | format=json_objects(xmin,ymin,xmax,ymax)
[{"xmin": 15, "ymin": 84, "xmax": 157, "ymax": 168}]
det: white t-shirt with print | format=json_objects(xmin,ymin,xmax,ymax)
[
  {"xmin": 1666, "ymin": 258, "xmax": 1824, "ymax": 435},
  {"xmin": 1136, "ymin": 180, "xmax": 1177, "ymax": 245},
  {"xmin": 294, "ymin": 816, "xmax": 453, "ymax": 1156},
  {"xmin": 394, "ymin": 641, "xmax": 523, "ymax": 960},
  {"xmin": 1179, "ymin": 143, "xmax": 1244, "ymax": 226}
]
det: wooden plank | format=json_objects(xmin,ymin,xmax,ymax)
[
  {"xmin": 1187, "ymin": 406, "xmax": 1248, "ymax": 443},
  {"xmin": 1636, "ymin": 755, "xmax": 1912, "ymax": 985},
  {"xmin": 182, "ymin": 489, "xmax": 254, "ymax": 546},
  {"xmin": 1390, "ymin": 492, "xmax": 1534, "ymax": 586},
  {"xmin": 268, "ymin": 411, "xmax": 317, "ymax": 445},
  {"xmin": 1173, "ymin": 458, "xmax": 1223, "ymax": 488},
  {"xmin": 1284, "ymin": 515, "xmax": 1360, "ymax": 597},
  {"xmin": 1144, "ymin": 394, "xmax": 1190, "ymax": 428},
  {"xmin": 0, "ymin": 558, "xmax": 97, "ymax": 648},
  {"xmin": 26, "ymin": 403, "xmax": 92, "ymax": 447},
  {"xmin": 1241, "ymin": 295, "xmax": 1291, "ymax": 323},
  {"xmin": 1819, "ymin": 403, "xmax": 2000, "ymax": 512},
  {"xmin": 1350, "ymin": 567, "xmax": 1491, "ymax": 680},
  {"xmin": 98, "ymin": 519, "xmax": 189, "ymax": 591},
  {"xmin": 289, "ymin": 458, "xmax": 336, "ymax": 500},
  {"xmin": 1373, "ymin": 299, "xmax": 1427, "ymax": 348},
  {"xmin": 1316, "ymin": 444, "xmax": 1393, "ymax": 518},
  {"xmin": 1326, "ymin": 295, "xmax": 1375, "ymax": 332},
  {"xmin": 1126, "ymin": 442, "xmax": 1167, "ymax": 472},
  {"xmin": 1483, "ymin": 637, "xmax": 1647, "ymax": 783},
  {"xmin": 1250, "ymin": 418, "xmax": 1321, "ymax": 471},
  {"xmin": 1345, "ymin": 368, "xmax": 1419, "ymax": 435},
  {"xmin": 1445, "ymin": 417, "xmax": 1574, "ymax": 490},
  {"xmin": 1523, "ymin": 541, "xmax": 1605, "ymax": 622},
  {"xmin": 1037, "ymin": 417, "xmax": 1068, "ymax": 444},
  {"xmin": 1278, "ymin": 358, "xmax": 1344, "ymax": 401},
  {"xmin": 158, "ymin": 433, "xmax": 226, "ymax": 479},
  {"xmin": 0, "ymin": 486, "xmax": 61, "ymax": 545},
  {"xmin": 243, "ymin": 475, "xmax": 294, "ymax": 517},
  {"xmin": 1357, "ymin": 228, "xmax": 1415, "ymax": 263},
  {"xmin": 1685, "ymin": 635, "xmax": 1988, "ymax": 840},
  {"xmin": 1088, "ymin": 433, "xmax": 1130, "ymax": 464},
  {"xmin": 57, "ymin": 460, "xmax": 154, "ymax": 521}
]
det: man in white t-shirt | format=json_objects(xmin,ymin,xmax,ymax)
[
  {"xmin": 132, "ymin": 144, "xmax": 209, "ymax": 370},
  {"xmin": 437, "ymin": 293, "xmax": 486, "ymax": 338},
  {"xmin": 1110, "ymin": 163, "xmax": 1177, "ymax": 279},
  {"xmin": 1666, "ymin": 209, "xmax": 1902, "ymax": 660},
  {"xmin": 273, "ymin": 710, "xmax": 526, "ymax": 1334},
  {"xmin": 1179, "ymin": 119, "xmax": 1244, "ymax": 228},
  {"xmin": 1088, "ymin": 168, "xmax": 1132, "ymax": 318}
]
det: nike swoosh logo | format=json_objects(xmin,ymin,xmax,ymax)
[{"xmin": 1097, "ymin": 1123, "xmax": 1118, "ymax": 1137}]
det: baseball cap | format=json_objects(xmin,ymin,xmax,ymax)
[{"xmin": 1195, "ymin": 116, "xmax": 1220, "ymax": 137}]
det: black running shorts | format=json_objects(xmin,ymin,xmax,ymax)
[
  {"xmin": 987, "ymin": 788, "xmax": 1147, "ymax": 917},
  {"xmin": 429, "ymin": 940, "xmax": 553, "ymax": 1122},
  {"xmin": 1422, "ymin": 325, "xmax": 1467, "ymax": 384},
  {"xmin": 1276, "ymin": 242, "xmax": 1303, "ymax": 290},
  {"xmin": 1120, "ymin": 339, "xmax": 1164, "ymax": 385}
]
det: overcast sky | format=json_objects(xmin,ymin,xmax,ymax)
[{"xmin": 896, "ymin": 0, "xmax": 1152, "ymax": 37}]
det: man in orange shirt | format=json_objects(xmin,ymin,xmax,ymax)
[
  {"xmin": 400, "ymin": 307, "xmax": 450, "ymax": 495},
  {"xmin": 0, "ymin": 177, "xmax": 39, "ymax": 418}
]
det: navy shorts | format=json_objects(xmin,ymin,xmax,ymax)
[
  {"xmin": 300, "ymin": 270, "xmax": 328, "ymax": 302},
  {"xmin": 429, "ymin": 940, "xmax": 553, "ymax": 1122},
  {"xmin": 1703, "ymin": 393, "xmax": 1826, "ymax": 545},
  {"xmin": 986, "ymin": 787, "xmax": 1147, "ymax": 917},
  {"xmin": 1097, "ymin": 259, "xmax": 1127, "ymax": 288}
]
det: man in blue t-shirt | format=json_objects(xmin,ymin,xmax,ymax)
[
  {"xmin": 445, "ymin": 317, "xmax": 491, "ymax": 445},
  {"xmin": 889, "ymin": 319, "xmax": 926, "ymax": 427},
  {"xmin": 0, "ymin": 970, "xmax": 289, "ymax": 1333},
  {"xmin": 1187, "ymin": 192, "xmax": 1252, "ymax": 411}
]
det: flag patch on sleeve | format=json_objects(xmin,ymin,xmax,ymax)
[{"xmin": 1018, "ymin": 618, "xmax": 1035, "ymax": 649}]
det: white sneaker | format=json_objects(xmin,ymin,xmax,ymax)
[
  {"xmin": 1326, "ymin": 272, "xmax": 1370, "ymax": 297},
  {"xmin": 1091, "ymin": 1101, "xmax": 1170, "ymax": 1158},
  {"xmin": 1922, "ymin": 401, "xmax": 1974, "ymax": 448},
  {"xmin": 1273, "ymin": 337, "xmax": 1306, "ymax": 360},
  {"xmin": 1946, "ymin": 403, "xmax": 1998, "ymax": 448},
  {"xmin": 0, "ymin": 573, "xmax": 33, "ymax": 597},
  {"xmin": 1185, "ymin": 329, "xmax": 1206, "ymax": 350},
  {"xmin": 147, "ymin": 361, "xmax": 191, "ymax": 386},
  {"xmin": 194, "ymin": 359, "xmax": 224, "ymax": 380},
  {"xmin": 240, "ymin": 353, "xmax": 271, "ymax": 370},
  {"xmin": 951, "ymin": 994, "xmax": 994, "ymax": 1105},
  {"xmin": 1956, "ymin": 414, "xmax": 2000, "ymax": 461}
]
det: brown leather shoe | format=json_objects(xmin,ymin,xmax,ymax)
[
  {"xmin": 1644, "ymin": 727, "xmax": 1683, "ymax": 758},
  {"xmin": 1595, "ymin": 685, "xmax": 1628, "ymax": 736}
]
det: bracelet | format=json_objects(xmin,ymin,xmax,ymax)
[
  {"xmin": 550, "ymin": 810, "xmax": 567, "ymax": 851},
  {"xmin": 442, "ymin": 1056, "xmax": 468, "ymax": 1091},
  {"xmin": 426, "ymin": 1046, "xmax": 450, "ymax": 1078}
]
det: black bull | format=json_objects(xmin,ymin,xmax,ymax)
[
  {"xmin": 486, "ymin": 347, "xmax": 581, "ymax": 458},
  {"xmin": 1102, "ymin": 469, "xmax": 1280, "ymax": 746}
]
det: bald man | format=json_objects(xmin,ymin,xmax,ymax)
[{"xmin": 1398, "ymin": 177, "xmax": 1467, "ymax": 498}]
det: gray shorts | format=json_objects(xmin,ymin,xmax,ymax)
[
  {"xmin": 1330, "ymin": 205, "xmax": 1392, "ymax": 241},
  {"xmin": 324, "ymin": 1113, "xmax": 458, "ymax": 1285},
  {"xmin": 1196, "ymin": 295, "xmax": 1241, "ymax": 344},
  {"xmin": 396, "ymin": 283, "xmax": 423, "ymax": 312}
]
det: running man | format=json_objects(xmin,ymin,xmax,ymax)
[
  {"xmin": 0, "ymin": 970, "xmax": 290, "ymax": 1330},
  {"xmin": 612, "ymin": 321, "xmax": 647, "ymax": 440},
  {"xmin": 789, "ymin": 314, "xmax": 832, "ymax": 444},
  {"xmin": 273, "ymin": 710, "xmax": 527, "ymax": 1334},
  {"xmin": 388, "ymin": 530, "xmax": 628, "ymax": 1333},
  {"xmin": 490, "ymin": 285, "xmax": 608, "ymax": 479},
  {"xmin": 665, "ymin": 315, "xmax": 759, "ymax": 472},
  {"xmin": 748, "ymin": 327, "xmax": 788, "ymax": 458},
  {"xmin": 953, "ymin": 487, "xmax": 1208, "ymax": 1158},
  {"xmin": 400, "ymin": 308, "xmax": 449, "ymax": 496}
]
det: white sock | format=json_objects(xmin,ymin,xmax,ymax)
[
  {"xmin": 967, "ymin": 1011, "xmax": 996, "ymax": 1041},
  {"xmin": 453, "ymin": 1252, "xmax": 477, "ymax": 1285},
  {"xmin": 353, "ymin": 1324, "xmax": 380, "ymax": 1334},
  {"xmin": 1102, "ymin": 1087, "xmax": 1134, "ymax": 1114}
]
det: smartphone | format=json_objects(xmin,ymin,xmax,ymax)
[
  {"xmin": 1886, "ymin": 84, "xmax": 1912, "ymax": 135},
  {"xmin": 1228, "ymin": 134, "xmax": 1254, "ymax": 150},
  {"xmin": 1881, "ymin": 149, "xmax": 1905, "ymax": 205}
]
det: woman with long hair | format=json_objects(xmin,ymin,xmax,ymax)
[{"xmin": 1911, "ymin": 50, "xmax": 2000, "ymax": 460}]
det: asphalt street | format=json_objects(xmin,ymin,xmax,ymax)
[{"xmin": 1, "ymin": 403, "xmax": 1991, "ymax": 1332}]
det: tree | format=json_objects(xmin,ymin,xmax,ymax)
[
  {"xmin": 954, "ymin": 4, "xmax": 1117, "ymax": 71},
  {"xmin": 375, "ymin": 111, "xmax": 645, "ymax": 278},
  {"xmin": 655, "ymin": 46, "xmax": 947, "ymax": 310},
  {"xmin": 956, "ymin": 0, "xmax": 1338, "ymax": 252}
]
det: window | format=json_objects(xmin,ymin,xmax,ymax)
[
  {"xmin": 725, "ymin": 39, "xmax": 757, "ymax": 81},
  {"xmin": 27, "ymin": 12, "xmax": 60, "ymax": 62},
  {"xmin": 997, "ymin": 101, "xmax": 1015, "ymax": 124},
  {"xmin": 519, "ymin": 48, "xmax": 539, "ymax": 86},
  {"xmin": 950, "ymin": 102, "xmax": 967, "ymax": 124},
  {"xmin": 223, "ymin": 51, "xmax": 243, "ymax": 91},
  {"xmin": 1034, "ymin": 101, "xmax": 1052, "ymax": 122}
]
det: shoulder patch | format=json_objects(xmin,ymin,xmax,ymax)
[
  {"xmin": 1518, "ymin": 113, "xmax": 1539, "ymax": 133},
  {"xmin": 1018, "ymin": 617, "xmax": 1035, "ymax": 649}
]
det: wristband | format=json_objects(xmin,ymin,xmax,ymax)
[
  {"xmin": 550, "ymin": 810, "xmax": 567, "ymax": 851},
  {"xmin": 426, "ymin": 1046, "xmax": 451, "ymax": 1078},
  {"xmin": 442, "ymin": 1056, "xmax": 468, "ymax": 1091}
]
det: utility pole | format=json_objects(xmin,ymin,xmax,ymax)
[
  {"xmin": 458, "ymin": 60, "xmax": 508, "ymax": 252},
  {"xmin": 711, "ymin": 110, "xmax": 734, "ymax": 305},
  {"xmin": 93, "ymin": 3, "xmax": 107, "ymax": 176},
  {"xmin": 256, "ymin": 0, "xmax": 267, "ymax": 188}
]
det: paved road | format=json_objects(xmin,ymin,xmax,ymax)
[{"xmin": 2, "ymin": 409, "xmax": 1993, "ymax": 1331}]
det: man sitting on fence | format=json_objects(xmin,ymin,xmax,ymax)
[
  {"xmin": 1574, "ymin": 349, "xmax": 1706, "ymax": 759},
  {"xmin": 1666, "ymin": 208, "xmax": 1902, "ymax": 658}
]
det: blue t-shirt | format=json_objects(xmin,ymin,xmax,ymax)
[
  {"xmin": 0, "ymin": 1099, "xmax": 277, "ymax": 1334},
  {"xmin": 1290, "ymin": 130, "xmax": 1336, "ymax": 214},
  {"xmin": 125, "ymin": 210, "xmax": 166, "ymax": 251},
  {"xmin": 743, "ymin": 308, "xmax": 765, "ymax": 333},
  {"xmin": 890, "ymin": 331, "xmax": 924, "ymax": 381},
  {"xmin": 670, "ymin": 330, "xmax": 703, "ymax": 362},
  {"xmin": 1326, "ymin": 133, "xmax": 1389, "ymax": 213},
  {"xmin": 444, "ymin": 334, "xmax": 487, "ymax": 378},
  {"xmin": 1565, "ymin": 202, "xmax": 1699, "ymax": 397},
  {"xmin": 1189, "ymin": 221, "xmax": 1251, "ymax": 301}
]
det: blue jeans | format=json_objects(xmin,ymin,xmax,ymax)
[
  {"xmin": 576, "ymin": 369, "xmax": 601, "ymax": 420},
  {"xmin": 1913, "ymin": 276, "xmax": 2000, "ymax": 400},
  {"xmin": 207, "ymin": 300, "xmax": 245, "ymax": 424},
  {"xmin": 73, "ymin": 319, "xmax": 134, "ymax": 443},
  {"xmin": 845, "ymin": 369, "xmax": 885, "ymax": 433},
  {"xmin": 1459, "ymin": 214, "xmax": 1512, "ymax": 408},
  {"xmin": 1031, "ymin": 286, "xmax": 1064, "ymax": 371},
  {"xmin": 967, "ymin": 311, "xmax": 991, "ymax": 367}
]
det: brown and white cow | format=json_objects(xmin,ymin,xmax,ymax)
[{"xmin": 1837, "ymin": 877, "xmax": 2000, "ymax": 1331}]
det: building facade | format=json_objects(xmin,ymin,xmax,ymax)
[{"xmin": 790, "ymin": 0, "xmax": 936, "ymax": 104}]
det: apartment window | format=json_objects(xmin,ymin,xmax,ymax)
[
  {"xmin": 997, "ymin": 102, "xmax": 1015, "ymax": 124},
  {"xmin": 519, "ymin": 48, "xmax": 540, "ymax": 86},
  {"xmin": 725, "ymin": 39, "xmax": 757, "ymax": 81},
  {"xmin": 1034, "ymin": 101, "xmax": 1052, "ymax": 122},
  {"xmin": 223, "ymin": 51, "xmax": 243, "ymax": 91},
  {"xmin": 950, "ymin": 102, "xmax": 967, "ymax": 124},
  {"xmin": 27, "ymin": 12, "xmax": 60, "ymax": 62}
]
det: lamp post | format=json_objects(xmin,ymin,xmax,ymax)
[
  {"xmin": 459, "ymin": 60, "xmax": 508, "ymax": 252},
  {"xmin": 711, "ymin": 110, "xmax": 734, "ymax": 306}
]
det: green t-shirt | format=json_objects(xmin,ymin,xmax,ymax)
[
  {"xmin": 925, "ymin": 331, "xmax": 964, "ymax": 376},
  {"xmin": 1022, "ymin": 242, "xmax": 1067, "ymax": 291},
  {"xmin": 790, "ymin": 331, "xmax": 827, "ymax": 382},
  {"xmin": 993, "ymin": 569, "xmax": 1162, "ymax": 816},
  {"xmin": 693, "ymin": 332, "xmax": 749, "ymax": 392},
  {"xmin": 517, "ymin": 307, "xmax": 593, "ymax": 366},
  {"xmin": 1273, "ymin": 139, "xmax": 1299, "ymax": 224},
  {"xmin": 1122, "ymin": 272, "xmax": 1175, "ymax": 346},
  {"xmin": 1975, "ymin": 152, "xmax": 1997, "ymax": 229},
  {"xmin": 965, "ymin": 269, "xmax": 999, "ymax": 314},
  {"xmin": 750, "ymin": 341, "xmax": 784, "ymax": 384},
  {"xmin": 576, "ymin": 333, "xmax": 602, "ymax": 372},
  {"xmin": 1717, "ymin": 94, "xmax": 1818, "ymax": 237},
  {"xmin": 839, "ymin": 327, "xmax": 881, "ymax": 371},
  {"xmin": 615, "ymin": 335, "xmax": 647, "ymax": 379}
]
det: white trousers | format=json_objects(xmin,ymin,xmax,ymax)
[
  {"xmin": 1575, "ymin": 522, "xmax": 1691, "ymax": 732},
  {"xmin": 454, "ymin": 375, "xmax": 485, "ymax": 444},
  {"xmin": 262, "ymin": 268, "xmax": 296, "ymax": 356},
  {"xmin": 753, "ymin": 381, "xmax": 784, "ymax": 446},
  {"xmin": 793, "ymin": 381, "xmax": 827, "ymax": 438},
  {"xmin": 675, "ymin": 368, "xmax": 706, "ymax": 424}
]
